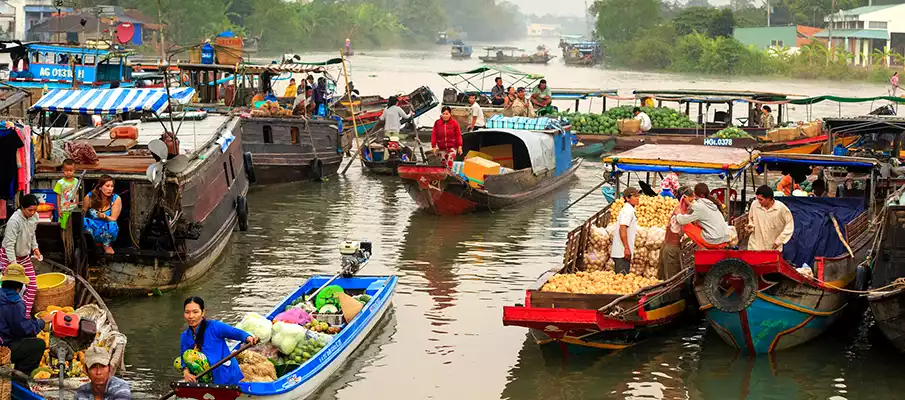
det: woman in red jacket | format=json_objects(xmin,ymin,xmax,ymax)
[{"xmin": 431, "ymin": 106, "xmax": 463, "ymax": 169}]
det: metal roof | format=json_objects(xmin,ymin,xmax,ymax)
[{"xmin": 813, "ymin": 29, "xmax": 888, "ymax": 40}]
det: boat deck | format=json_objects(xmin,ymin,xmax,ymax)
[{"xmin": 37, "ymin": 115, "xmax": 232, "ymax": 175}]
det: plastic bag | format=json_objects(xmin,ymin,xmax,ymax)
[
  {"xmin": 236, "ymin": 313, "xmax": 272, "ymax": 344},
  {"xmin": 271, "ymin": 321, "xmax": 307, "ymax": 355},
  {"xmin": 274, "ymin": 308, "xmax": 313, "ymax": 326}
]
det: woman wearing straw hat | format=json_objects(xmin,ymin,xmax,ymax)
[
  {"xmin": 0, "ymin": 264, "xmax": 48, "ymax": 377},
  {"xmin": 1, "ymin": 193, "xmax": 41, "ymax": 317}
]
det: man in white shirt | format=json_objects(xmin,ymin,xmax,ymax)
[
  {"xmin": 747, "ymin": 185, "xmax": 795, "ymax": 251},
  {"xmin": 611, "ymin": 187, "xmax": 640, "ymax": 274},
  {"xmin": 633, "ymin": 107, "xmax": 652, "ymax": 132},
  {"xmin": 468, "ymin": 93, "xmax": 485, "ymax": 131}
]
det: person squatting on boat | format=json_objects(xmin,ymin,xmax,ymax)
[
  {"xmin": 1, "ymin": 193, "xmax": 40, "ymax": 316},
  {"xmin": 179, "ymin": 296, "xmax": 259, "ymax": 385},
  {"xmin": 83, "ymin": 175, "xmax": 121, "ymax": 255},
  {"xmin": 0, "ymin": 264, "xmax": 49, "ymax": 378},
  {"xmin": 431, "ymin": 106, "xmax": 463, "ymax": 169},
  {"xmin": 747, "ymin": 185, "xmax": 795, "ymax": 251},
  {"xmin": 611, "ymin": 188, "xmax": 641, "ymax": 275},
  {"xmin": 530, "ymin": 79, "xmax": 553, "ymax": 115},
  {"xmin": 490, "ymin": 77, "xmax": 506, "ymax": 106},
  {"xmin": 675, "ymin": 183, "xmax": 730, "ymax": 249}
]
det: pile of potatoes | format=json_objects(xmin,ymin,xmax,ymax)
[
  {"xmin": 541, "ymin": 270, "xmax": 661, "ymax": 295},
  {"xmin": 609, "ymin": 196, "xmax": 680, "ymax": 228}
]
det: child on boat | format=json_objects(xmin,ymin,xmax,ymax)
[{"xmin": 54, "ymin": 159, "xmax": 79, "ymax": 229}]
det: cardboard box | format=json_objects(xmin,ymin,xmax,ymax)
[
  {"xmin": 480, "ymin": 144, "xmax": 514, "ymax": 169},
  {"xmin": 618, "ymin": 119, "xmax": 641, "ymax": 135},
  {"xmin": 463, "ymin": 157, "xmax": 502, "ymax": 188},
  {"xmin": 465, "ymin": 150, "xmax": 492, "ymax": 161}
]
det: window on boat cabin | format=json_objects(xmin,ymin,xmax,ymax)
[
  {"xmin": 228, "ymin": 154, "xmax": 236, "ymax": 182},
  {"xmin": 263, "ymin": 125, "xmax": 273, "ymax": 143},
  {"xmin": 291, "ymin": 127, "xmax": 299, "ymax": 144},
  {"xmin": 222, "ymin": 162, "xmax": 231, "ymax": 188}
]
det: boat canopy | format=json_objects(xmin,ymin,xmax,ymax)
[
  {"xmin": 438, "ymin": 65, "xmax": 543, "ymax": 94},
  {"xmin": 464, "ymin": 129, "xmax": 556, "ymax": 174},
  {"xmin": 31, "ymin": 87, "xmax": 196, "ymax": 115},
  {"xmin": 824, "ymin": 116, "xmax": 905, "ymax": 135},
  {"xmin": 483, "ymin": 46, "xmax": 522, "ymax": 51},
  {"xmin": 633, "ymin": 89, "xmax": 795, "ymax": 103},
  {"xmin": 277, "ymin": 56, "xmax": 344, "ymax": 66},
  {"xmin": 758, "ymin": 153, "xmax": 879, "ymax": 169},
  {"xmin": 549, "ymin": 88, "xmax": 618, "ymax": 100},
  {"xmin": 604, "ymin": 144, "xmax": 756, "ymax": 175},
  {"xmin": 788, "ymin": 94, "xmax": 905, "ymax": 105}
]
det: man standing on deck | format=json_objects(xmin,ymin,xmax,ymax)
[
  {"xmin": 747, "ymin": 185, "xmax": 795, "ymax": 251},
  {"xmin": 467, "ymin": 93, "xmax": 485, "ymax": 132},
  {"xmin": 490, "ymin": 77, "xmax": 506, "ymax": 106},
  {"xmin": 611, "ymin": 188, "xmax": 640, "ymax": 275}
]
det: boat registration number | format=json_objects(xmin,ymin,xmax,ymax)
[{"xmin": 704, "ymin": 138, "xmax": 733, "ymax": 147}]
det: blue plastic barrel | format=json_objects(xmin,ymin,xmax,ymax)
[{"xmin": 201, "ymin": 43, "xmax": 215, "ymax": 65}]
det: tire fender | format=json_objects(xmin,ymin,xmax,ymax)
[
  {"xmin": 243, "ymin": 152, "xmax": 256, "ymax": 184},
  {"xmin": 236, "ymin": 196, "xmax": 249, "ymax": 231},
  {"xmin": 704, "ymin": 258, "xmax": 758, "ymax": 313}
]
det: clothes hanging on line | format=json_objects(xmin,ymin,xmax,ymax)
[{"xmin": 0, "ymin": 127, "xmax": 23, "ymax": 200}]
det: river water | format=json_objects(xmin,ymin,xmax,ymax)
[{"xmin": 109, "ymin": 41, "xmax": 902, "ymax": 399}]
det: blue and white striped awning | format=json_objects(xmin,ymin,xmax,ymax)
[{"xmin": 30, "ymin": 88, "xmax": 196, "ymax": 115}]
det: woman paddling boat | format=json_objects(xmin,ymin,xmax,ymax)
[{"xmin": 179, "ymin": 296, "xmax": 259, "ymax": 384}]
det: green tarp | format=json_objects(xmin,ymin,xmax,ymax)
[
  {"xmin": 437, "ymin": 65, "xmax": 543, "ymax": 79},
  {"xmin": 789, "ymin": 95, "xmax": 905, "ymax": 105}
]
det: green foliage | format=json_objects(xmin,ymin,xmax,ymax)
[
  {"xmin": 591, "ymin": 0, "xmax": 660, "ymax": 44},
  {"xmin": 674, "ymin": 7, "xmax": 734, "ymax": 37}
]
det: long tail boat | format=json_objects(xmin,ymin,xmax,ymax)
[
  {"xmin": 504, "ymin": 145, "xmax": 758, "ymax": 353},
  {"xmin": 695, "ymin": 152, "xmax": 880, "ymax": 354}
]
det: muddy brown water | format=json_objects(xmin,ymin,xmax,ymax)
[{"xmin": 110, "ymin": 42, "xmax": 902, "ymax": 399}]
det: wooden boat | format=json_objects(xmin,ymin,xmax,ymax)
[
  {"xmin": 28, "ymin": 88, "xmax": 249, "ymax": 297},
  {"xmin": 240, "ymin": 117, "xmax": 343, "ymax": 182},
  {"xmin": 479, "ymin": 46, "xmax": 554, "ymax": 64},
  {"xmin": 559, "ymin": 37, "xmax": 601, "ymax": 66},
  {"xmin": 342, "ymin": 86, "xmax": 439, "ymax": 137},
  {"xmin": 694, "ymin": 153, "xmax": 880, "ymax": 354},
  {"xmin": 504, "ymin": 145, "xmax": 760, "ymax": 353},
  {"xmin": 571, "ymin": 138, "xmax": 616, "ymax": 158},
  {"xmin": 1, "ymin": 43, "xmax": 134, "ymax": 91},
  {"xmin": 398, "ymin": 126, "xmax": 580, "ymax": 215},
  {"xmin": 10, "ymin": 260, "xmax": 126, "ymax": 399},
  {"xmin": 170, "ymin": 274, "xmax": 397, "ymax": 400}
]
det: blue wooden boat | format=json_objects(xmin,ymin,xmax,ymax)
[
  {"xmin": 694, "ymin": 153, "xmax": 879, "ymax": 354},
  {"xmin": 2, "ymin": 43, "xmax": 134, "ymax": 89},
  {"xmin": 171, "ymin": 274, "xmax": 397, "ymax": 399}
]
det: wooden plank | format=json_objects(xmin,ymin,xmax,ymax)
[
  {"xmin": 528, "ymin": 289, "xmax": 623, "ymax": 310},
  {"xmin": 85, "ymin": 139, "xmax": 139, "ymax": 152}
]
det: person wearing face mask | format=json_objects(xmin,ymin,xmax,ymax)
[
  {"xmin": 179, "ymin": 296, "xmax": 258, "ymax": 384},
  {"xmin": 82, "ymin": 175, "xmax": 122, "ymax": 255},
  {"xmin": 1, "ymin": 193, "xmax": 41, "ymax": 317},
  {"xmin": 0, "ymin": 264, "xmax": 49, "ymax": 378}
]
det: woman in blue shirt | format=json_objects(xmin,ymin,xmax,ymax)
[{"xmin": 180, "ymin": 297, "xmax": 258, "ymax": 384}]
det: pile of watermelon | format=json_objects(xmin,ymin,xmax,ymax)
[{"xmin": 557, "ymin": 106, "xmax": 697, "ymax": 135}]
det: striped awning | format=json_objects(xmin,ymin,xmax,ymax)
[{"xmin": 30, "ymin": 87, "xmax": 196, "ymax": 115}]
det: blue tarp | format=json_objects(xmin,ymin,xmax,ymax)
[
  {"xmin": 780, "ymin": 197, "xmax": 864, "ymax": 267},
  {"xmin": 758, "ymin": 155, "xmax": 876, "ymax": 169}
]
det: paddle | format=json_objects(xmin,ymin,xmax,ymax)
[
  {"xmin": 561, "ymin": 179, "xmax": 611, "ymax": 213},
  {"xmin": 159, "ymin": 342, "xmax": 256, "ymax": 400}
]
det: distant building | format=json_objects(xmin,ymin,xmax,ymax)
[
  {"xmin": 816, "ymin": 4, "xmax": 905, "ymax": 66},
  {"xmin": 733, "ymin": 25, "xmax": 824, "ymax": 53},
  {"xmin": 26, "ymin": 6, "xmax": 161, "ymax": 47},
  {"xmin": 527, "ymin": 23, "xmax": 561, "ymax": 38}
]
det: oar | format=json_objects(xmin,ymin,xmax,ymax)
[
  {"xmin": 160, "ymin": 342, "xmax": 256, "ymax": 400},
  {"xmin": 561, "ymin": 179, "xmax": 610, "ymax": 213}
]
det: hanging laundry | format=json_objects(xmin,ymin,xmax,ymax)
[
  {"xmin": 0, "ymin": 128, "xmax": 23, "ymax": 199},
  {"xmin": 16, "ymin": 126, "xmax": 30, "ymax": 194}
]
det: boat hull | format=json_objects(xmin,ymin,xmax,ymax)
[
  {"xmin": 694, "ymin": 248, "xmax": 862, "ymax": 354},
  {"xmin": 172, "ymin": 275, "xmax": 397, "ymax": 400},
  {"xmin": 398, "ymin": 161, "xmax": 581, "ymax": 215},
  {"xmin": 362, "ymin": 158, "xmax": 415, "ymax": 176},
  {"xmin": 869, "ymin": 288, "xmax": 905, "ymax": 351},
  {"xmin": 240, "ymin": 117, "xmax": 343, "ymax": 183}
]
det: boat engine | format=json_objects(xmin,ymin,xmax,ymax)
[
  {"xmin": 339, "ymin": 240, "xmax": 372, "ymax": 277},
  {"xmin": 48, "ymin": 312, "xmax": 97, "ymax": 389}
]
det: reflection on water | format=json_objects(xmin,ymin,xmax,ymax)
[{"xmin": 109, "ymin": 44, "xmax": 901, "ymax": 400}]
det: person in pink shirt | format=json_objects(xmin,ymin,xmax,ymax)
[{"xmin": 892, "ymin": 72, "xmax": 900, "ymax": 96}]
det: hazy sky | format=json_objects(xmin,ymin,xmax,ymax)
[{"xmin": 516, "ymin": 0, "xmax": 734, "ymax": 16}]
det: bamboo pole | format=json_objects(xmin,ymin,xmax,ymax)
[{"xmin": 340, "ymin": 50, "xmax": 362, "ymax": 175}]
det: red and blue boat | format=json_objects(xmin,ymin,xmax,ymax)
[{"xmin": 694, "ymin": 152, "xmax": 879, "ymax": 354}]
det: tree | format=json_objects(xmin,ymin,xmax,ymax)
[
  {"xmin": 673, "ymin": 7, "xmax": 734, "ymax": 38},
  {"xmin": 591, "ymin": 0, "xmax": 660, "ymax": 44}
]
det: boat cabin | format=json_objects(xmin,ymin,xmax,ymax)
[
  {"xmin": 450, "ymin": 40, "xmax": 473, "ymax": 59},
  {"xmin": 2, "ymin": 43, "xmax": 133, "ymax": 89}
]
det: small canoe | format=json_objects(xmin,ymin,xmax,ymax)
[
  {"xmin": 170, "ymin": 275, "xmax": 397, "ymax": 400},
  {"xmin": 572, "ymin": 139, "xmax": 616, "ymax": 158}
]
